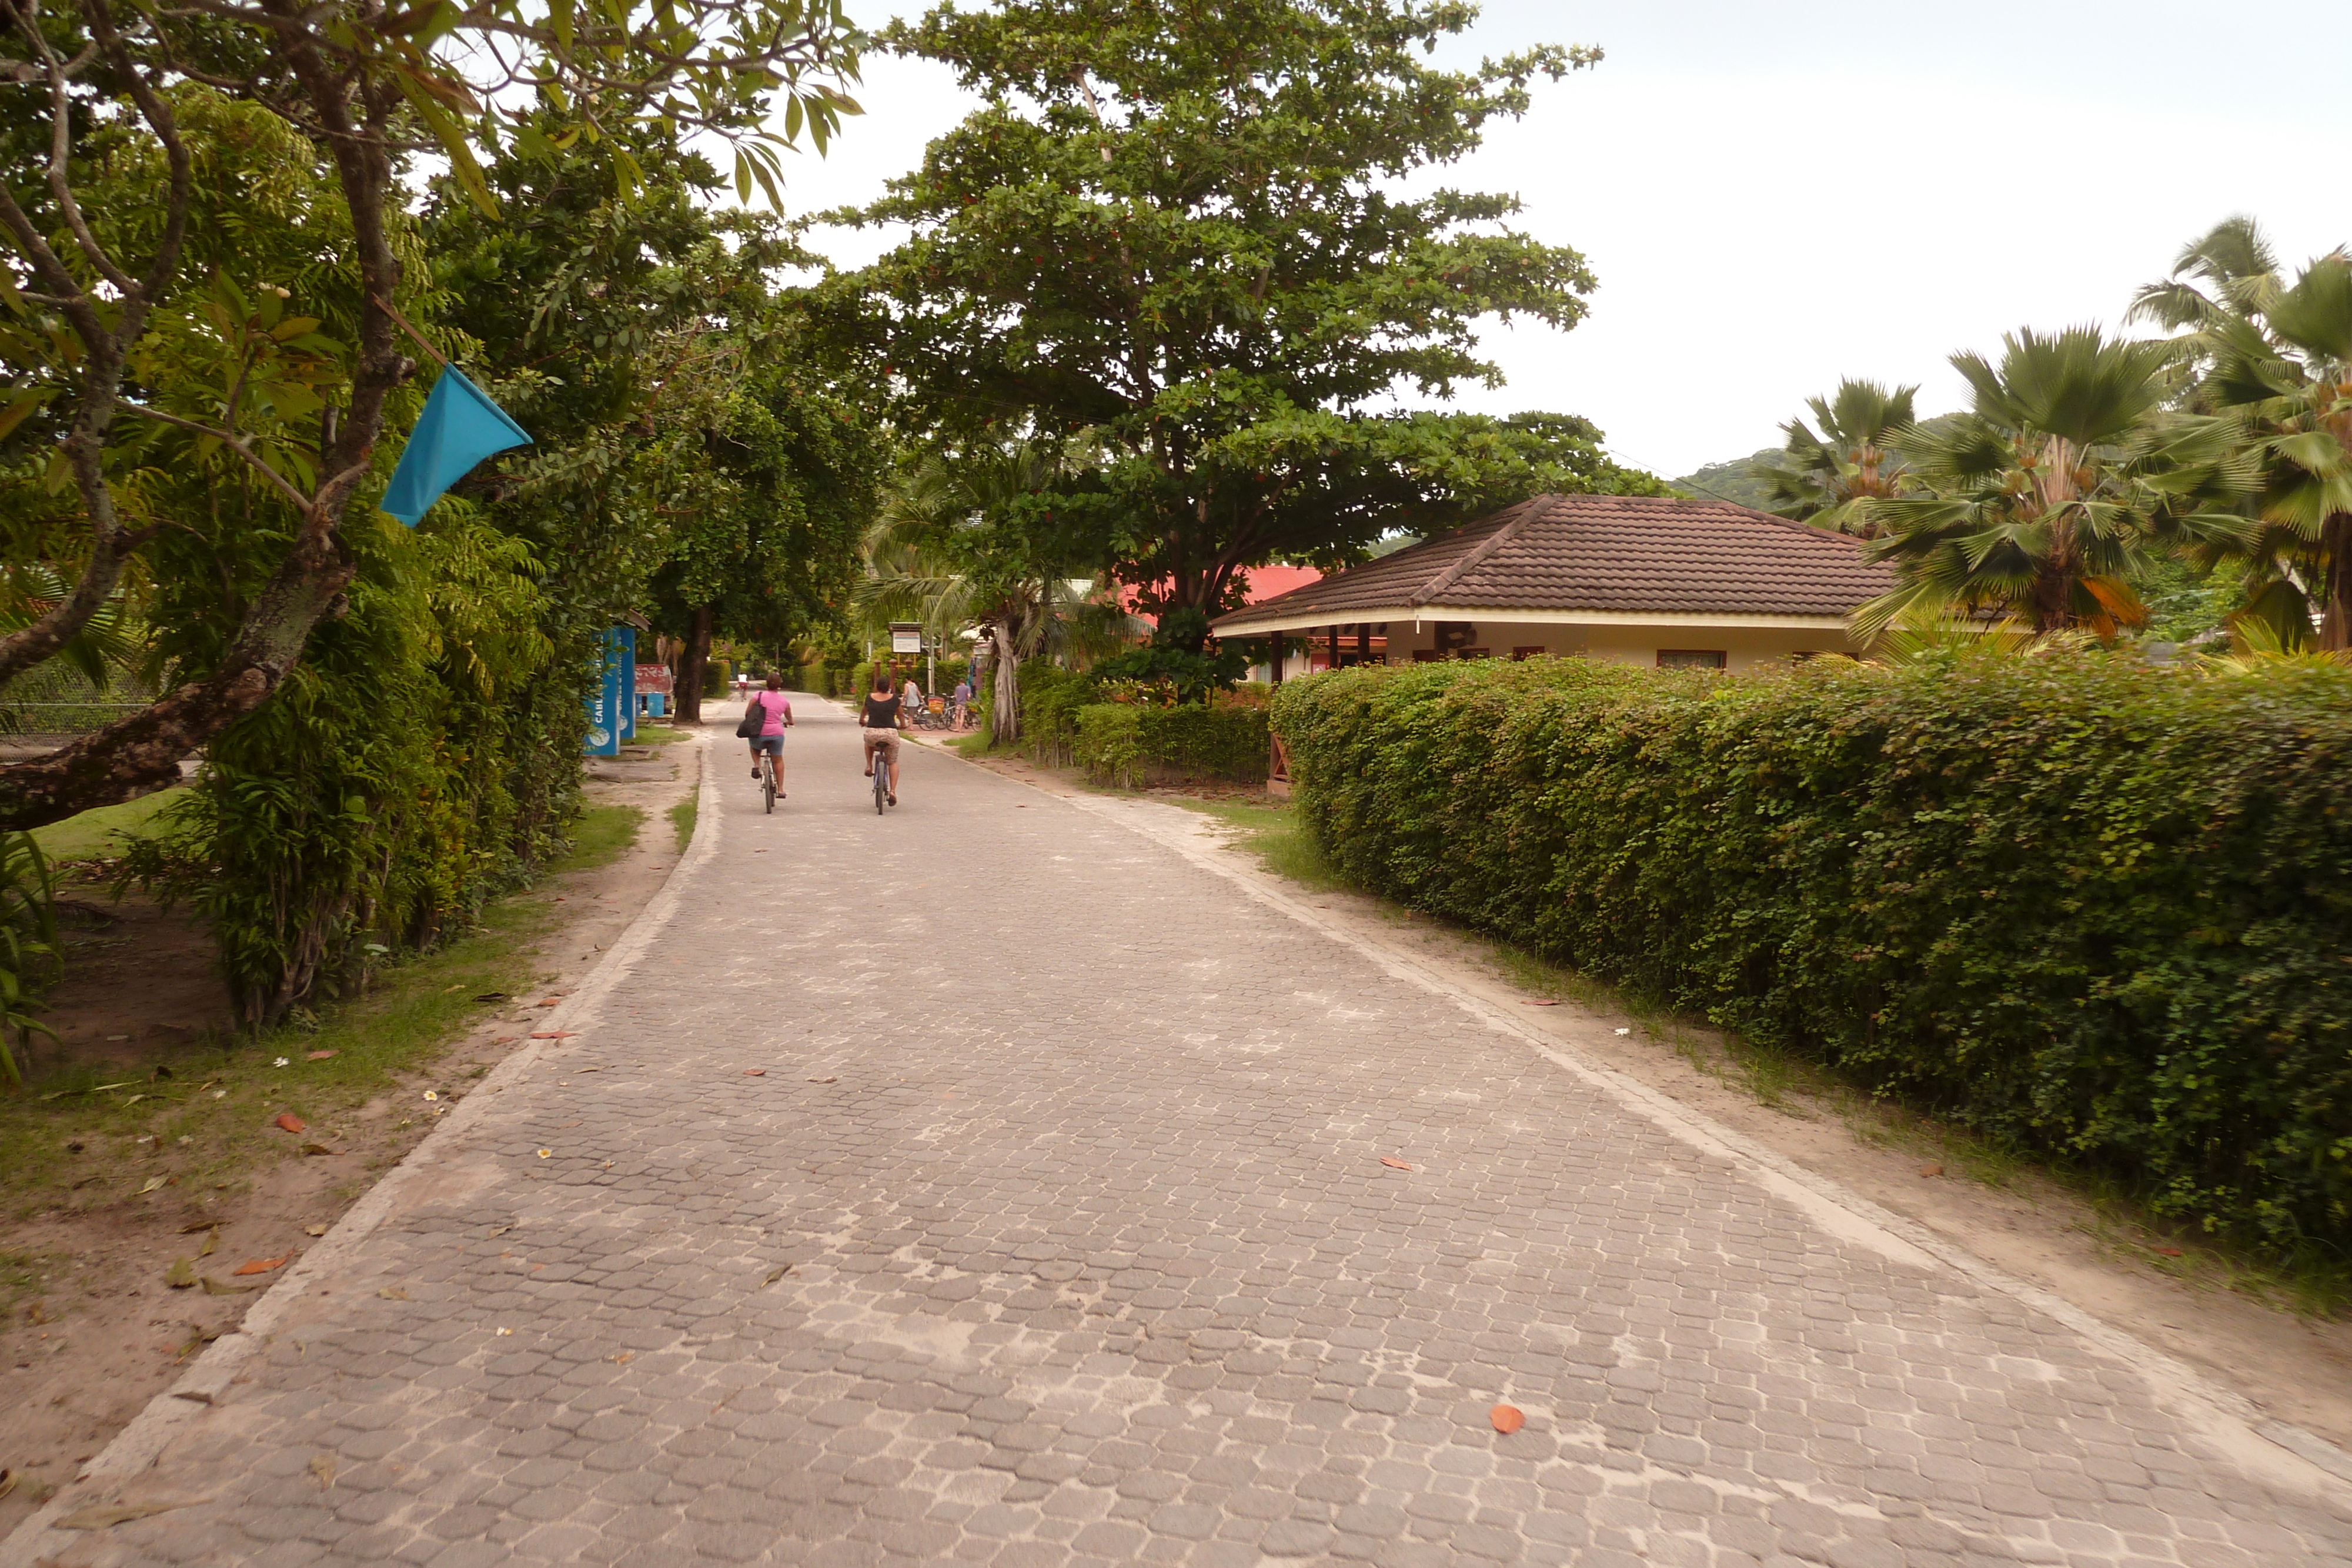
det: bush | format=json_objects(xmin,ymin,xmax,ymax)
[
  {"xmin": 1075, "ymin": 701, "xmax": 1270, "ymax": 787},
  {"xmin": 1018, "ymin": 664, "xmax": 1095, "ymax": 764},
  {"xmin": 702, "ymin": 658, "xmax": 729, "ymax": 698},
  {"xmin": 1274, "ymin": 651, "xmax": 2352, "ymax": 1250}
]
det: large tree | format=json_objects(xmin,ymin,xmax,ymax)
[
  {"xmin": 0, "ymin": 0, "xmax": 860, "ymax": 830},
  {"xmin": 832, "ymin": 0, "xmax": 1656, "ymax": 644}
]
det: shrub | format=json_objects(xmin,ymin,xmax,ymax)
[
  {"xmin": 1018, "ymin": 664, "xmax": 1095, "ymax": 765},
  {"xmin": 1274, "ymin": 651, "xmax": 2352, "ymax": 1249},
  {"xmin": 1076, "ymin": 701, "xmax": 1270, "ymax": 787}
]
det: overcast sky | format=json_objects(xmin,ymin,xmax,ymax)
[{"xmin": 763, "ymin": 1, "xmax": 2352, "ymax": 480}]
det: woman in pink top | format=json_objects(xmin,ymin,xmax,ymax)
[{"xmin": 746, "ymin": 673, "xmax": 794, "ymax": 795}]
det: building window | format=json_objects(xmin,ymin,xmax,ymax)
[{"xmin": 1657, "ymin": 649, "xmax": 1726, "ymax": 671}]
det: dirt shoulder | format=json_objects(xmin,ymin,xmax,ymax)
[
  {"xmin": 0, "ymin": 732, "xmax": 702, "ymax": 1532},
  {"xmin": 941, "ymin": 742, "xmax": 2352, "ymax": 1456}
]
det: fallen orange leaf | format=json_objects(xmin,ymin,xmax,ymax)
[
  {"xmin": 743, "ymin": 1069, "xmax": 766, "ymax": 1076},
  {"xmin": 1379, "ymin": 1156, "xmax": 1414, "ymax": 1171},
  {"xmin": 1489, "ymin": 1404, "xmax": 1524, "ymax": 1435},
  {"xmin": 233, "ymin": 1255, "xmax": 290, "ymax": 1276},
  {"xmin": 2153, "ymin": 1246, "xmax": 2184, "ymax": 1258},
  {"xmin": 306, "ymin": 1049, "xmax": 338, "ymax": 1060},
  {"xmin": 274, "ymin": 1113, "xmax": 306, "ymax": 1134}
]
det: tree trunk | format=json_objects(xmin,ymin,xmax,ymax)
[
  {"xmin": 676, "ymin": 604, "xmax": 714, "ymax": 724},
  {"xmin": 2323, "ymin": 511, "xmax": 2352, "ymax": 652},
  {"xmin": 991, "ymin": 641, "xmax": 1021, "ymax": 745}
]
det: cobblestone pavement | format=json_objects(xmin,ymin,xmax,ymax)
[{"xmin": 21, "ymin": 700, "xmax": 2352, "ymax": 1567}]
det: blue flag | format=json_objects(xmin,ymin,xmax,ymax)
[{"xmin": 379, "ymin": 365, "xmax": 532, "ymax": 526}]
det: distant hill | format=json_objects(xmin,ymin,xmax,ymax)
[{"xmin": 1671, "ymin": 448, "xmax": 1782, "ymax": 511}]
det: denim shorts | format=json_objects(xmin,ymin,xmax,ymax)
[{"xmin": 749, "ymin": 734, "xmax": 783, "ymax": 756}]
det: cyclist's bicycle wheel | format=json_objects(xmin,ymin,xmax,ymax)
[
  {"xmin": 762, "ymin": 754, "xmax": 777, "ymax": 814},
  {"xmin": 873, "ymin": 750, "xmax": 888, "ymax": 814}
]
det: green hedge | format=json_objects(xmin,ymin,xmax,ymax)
[
  {"xmin": 1274, "ymin": 653, "xmax": 2352, "ymax": 1249},
  {"xmin": 1076, "ymin": 703, "xmax": 1271, "ymax": 787},
  {"xmin": 1018, "ymin": 664, "xmax": 1095, "ymax": 763}
]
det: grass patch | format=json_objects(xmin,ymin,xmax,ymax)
[
  {"xmin": 953, "ymin": 731, "xmax": 995, "ymax": 759},
  {"xmin": 548, "ymin": 804, "xmax": 641, "ymax": 874},
  {"xmin": 0, "ymin": 891, "xmax": 564, "ymax": 1222},
  {"xmin": 1177, "ymin": 800, "xmax": 1347, "ymax": 892},
  {"xmin": 632, "ymin": 724, "xmax": 693, "ymax": 748},
  {"xmin": 668, "ymin": 798, "xmax": 697, "ymax": 854},
  {"xmin": 29, "ymin": 788, "xmax": 182, "ymax": 863}
]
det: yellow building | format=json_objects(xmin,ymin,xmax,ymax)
[{"xmin": 1210, "ymin": 493, "xmax": 1892, "ymax": 675}]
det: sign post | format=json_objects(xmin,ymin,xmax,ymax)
[
  {"xmin": 617, "ymin": 626, "xmax": 637, "ymax": 742},
  {"xmin": 584, "ymin": 626, "xmax": 632, "ymax": 756}
]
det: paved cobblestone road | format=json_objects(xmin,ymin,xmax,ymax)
[{"xmin": 22, "ymin": 700, "xmax": 2352, "ymax": 1567}]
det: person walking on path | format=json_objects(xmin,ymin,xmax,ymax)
[
  {"xmin": 860, "ymin": 667, "xmax": 905, "ymax": 805},
  {"xmin": 744, "ymin": 674, "xmax": 793, "ymax": 793}
]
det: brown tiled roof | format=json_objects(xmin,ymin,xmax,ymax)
[{"xmin": 1211, "ymin": 495, "xmax": 1895, "ymax": 627}]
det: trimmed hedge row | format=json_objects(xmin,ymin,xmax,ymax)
[
  {"xmin": 1273, "ymin": 653, "xmax": 2352, "ymax": 1248},
  {"xmin": 1075, "ymin": 703, "xmax": 1270, "ymax": 788}
]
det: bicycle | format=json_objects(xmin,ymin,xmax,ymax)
[
  {"xmin": 871, "ymin": 744, "xmax": 890, "ymax": 814},
  {"xmin": 759, "ymin": 748, "xmax": 779, "ymax": 814}
]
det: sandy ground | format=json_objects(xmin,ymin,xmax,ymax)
[
  {"xmin": 0, "ymin": 736, "xmax": 702, "ymax": 1532},
  {"xmin": 938, "ymin": 739, "xmax": 2352, "ymax": 1457}
]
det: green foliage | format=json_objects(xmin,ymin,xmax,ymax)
[
  {"xmin": 839, "ymin": 0, "xmax": 1657, "ymax": 621},
  {"xmin": 131, "ymin": 513, "xmax": 560, "ymax": 1029},
  {"xmin": 1075, "ymin": 702, "xmax": 1269, "ymax": 788},
  {"xmin": 1015, "ymin": 664, "xmax": 1095, "ymax": 765},
  {"xmin": 1859, "ymin": 327, "xmax": 2252, "ymax": 636},
  {"xmin": 0, "ymin": 830, "xmax": 56, "ymax": 1083},
  {"xmin": 1277, "ymin": 653, "xmax": 2352, "ymax": 1251},
  {"xmin": 1752, "ymin": 379, "xmax": 1918, "ymax": 536}
]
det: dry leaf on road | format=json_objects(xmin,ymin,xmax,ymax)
[
  {"xmin": 1379, "ymin": 1156, "xmax": 1414, "ymax": 1171},
  {"xmin": 300, "ymin": 1143, "xmax": 341, "ymax": 1157},
  {"xmin": 137, "ymin": 1175, "xmax": 168, "ymax": 1195},
  {"xmin": 309, "ymin": 1456, "xmax": 336, "ymax": 1490},
  {"xmin": 306, "ymin": 1049, "xmax": 337, "ymax": 1061},
  {"xmin": 274, "ymin": 1112, "xmax": 306, "ymax": 1134},
  {"xmin": 165, "ymin": 1258, "xmax": 195, "ymax": 1289},
  {"xmin": 233, "ymin": 1254, "xmax": 290, "ymax": 1276},
  {"xmin": 807, "ymin": 1076, "xmax": 837, "ymax": 1084},
  {"xmin": 377, "ymin": 1286, "xmax": 410, "ymax": 1300},
  {"xmin": 529, "ymin": 1031, "xmax": 577, "ymax": 1040},
  {"xmin": 200, "ymin": 1275, "xmax": 262, "ymax": 1296},
  {"xmin": 305, "ymin": 1223, "xmax": 329, "ymax": 1237},
  {"xmin": 1489, "ymin": 1404, "xmax": 1525, "ymax": 1434}
]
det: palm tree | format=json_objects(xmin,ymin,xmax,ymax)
[
  {"xmin": 1752, "ymin": 379, "xmax": 1919, "ymax": 536},
  {"xmin": 859, "ymin": 444, "xmax": 1141, "ymax": 744},
  {"xmin": 2130, "ymin": 220, "xmax": 2352, "ymax": 649},
  {"xmin": 1854, "ymin": 327, "xmax": 2251, "ymax": 637}
]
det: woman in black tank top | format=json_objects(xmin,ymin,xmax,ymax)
[{"xmin": 860, "ymin": 673, "xmax": 903, "ymax": 804}]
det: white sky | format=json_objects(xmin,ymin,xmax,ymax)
[{"xmin": 757, "ymin": 1, "xmax": 2352, "ymax": 480}]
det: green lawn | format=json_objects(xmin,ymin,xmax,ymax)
[
  {"xmin": 29, "ymin": 787, "xmax": 183, "ymax": 862},
  {"xmin": 548, "ymin": 804, "xmax": 642, "ymax": 874},
  {"xmin": 667, "ymin": 798, "xmax": 698, "ymax": 852}
]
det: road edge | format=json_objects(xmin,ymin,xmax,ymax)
[
  {"xmin": 0, "ymin": 730, "xmax": 728, "ymax": 1566},
  {"xmin": 931, "ymin": 742, "xmax": 2352, "ymax": 1505}
]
